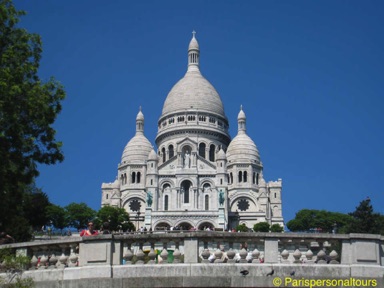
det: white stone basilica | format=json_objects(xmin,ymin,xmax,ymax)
[{"xmin": 101, "ymin": 33, "xmax": 284, "ymax": 231}]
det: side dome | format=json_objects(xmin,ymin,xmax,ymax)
[
  {"xmin": 226, "ymin": 133, "xmax": 260, "ymax": 164},
  {"xmin": 226, "ymin": 106, "xmax": 261, "ymax": 165},
  {"xmin": 121, "ymin": 135, "xmax": 152, "ymax": 164},
  {"xmin": 121, "ymin": 108, "xmax": 152, "ymax": 164}
]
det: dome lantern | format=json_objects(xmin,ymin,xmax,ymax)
[
  {"xmin": 238, "ymin": 105, "xmax": 246, "ymax": 133},
  {"xmin": 188, "ymin": 31, "xmax": 200, "ymax": 72}
]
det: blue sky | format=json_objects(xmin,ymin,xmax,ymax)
[{"xmin": 13, "ymin": 0, "xmax": 384, "ymax": 225}]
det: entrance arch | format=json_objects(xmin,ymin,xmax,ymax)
[
  {"xmin": 198, "ymin": 222, "xmax": 215, "ymax": 231},
  {"xmin": 154, "ymin": 222, "xmax": 171, "ymax": 231},
  {"xmin": 177, "ymin": 222, "xmax": 193, "ymax": 231}
]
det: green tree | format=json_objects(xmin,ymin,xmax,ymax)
[
  {"xmin": 270, "ymin": 223, "xmax": 284, "ymax": 232},
  {"xmin": 347, "ymin": 198, "xmax": 380, "ymax": 234},
  {"xmin": 65, "ymin": 203, "xmax": 96, "ymax": 231},
  {"xmin": 286, "ymin": 209, "xmax": 352, "ymax": 233},
  {"xmin": 236, "ymin": 223, "xmax": 249, "ymax": 232},
  {"xmin": 253, "ymin": 222, "xmax": 270, "ymax": 232},
  {"xmin": 46, "ymin": 204, "xmax": 68, "ymax": 233},
  {"xmin": 96, "ymin": 206, "xmax": 133, "ymax": 232},
  {"xmin": 22, "ymin": 185, "xmax": 50, "ymax": 230},
  {"xmin": 0, "ymin": 0, "xmax": 66, "ymax": 241}
]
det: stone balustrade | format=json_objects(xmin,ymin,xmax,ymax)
[{"xmin": 1, "ymin": 232, "xmax": 383, "ymax": 287}]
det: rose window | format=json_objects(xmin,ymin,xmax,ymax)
[
  {"xmin": 237, "ymin": 199, "xmax": 249, "ymax": 211},
  {"xmin": 129, "ymin": 199, "xmax": 141, "ymax": 212}
]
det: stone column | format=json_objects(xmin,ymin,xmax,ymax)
[
  {"xmin": 184, "ymin": 237, "xmax": 199, "ymax": 263},
  {"xmin": 264, "ymin": 238, "xmax": 279, "ymax": 263}
]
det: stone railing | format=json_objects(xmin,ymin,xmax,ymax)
[{"xmin": 1, "ymin": 232, "xmax": 383, "ymax": 287}]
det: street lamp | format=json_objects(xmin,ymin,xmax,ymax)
[
  {"xmin": 333, "ymin": 222, "xmax": 337, "ymax": 234},
  {"xmin": 136, "ymin": 211, "xmax": 141, "ymax": 232}
]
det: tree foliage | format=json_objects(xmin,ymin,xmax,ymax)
[
  {"xmin": 253, "ymin": 222, "xmax": 270, "ymax": 232},
  {"xmin": 22, "ymin": 185, "xmax": 50, "ymax": 230},
  {"xmin": 347, "ymin": 198, "xmax": 382, "ymax": 234},
  {"xmin": 0, "ymin": 0, "xmax": 65, "ymax": 241},
  {"xmin": 286, "ymin": 209, "xmax": 352, "ymax": 233},
  {"xmin": 46, "ymin": 204, "xmax": 68, "ymax": 232},
  {"xmin": 270, "ymin": 223, "xmax": 284, "ymax": 232},
  {"xmin": 236, "ymin": 223, "xmax": 249, "ymax": 232},
  {"xmin": 95, "ymin": 206, "xmax": 133, "ymax": 232},
  {"xmin": 65, "ymin": 203, "xmax": 96, "ymax": 231}
]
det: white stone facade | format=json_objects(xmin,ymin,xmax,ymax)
[{"xmin": 101, "ymin": 33, "xmax": 284, "ymax": 231}]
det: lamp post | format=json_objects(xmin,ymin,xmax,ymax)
[
  {"xmin": 333, "ymin": 222, "xmax": 337, "ymax": 234},
  {"xmin": 136, "ymin": 211, "xmax": 141, "ymax": 232}
]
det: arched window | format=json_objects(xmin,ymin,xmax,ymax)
[
  {"xmin": 137, "ymin": 172, "xmax": 141, "ymax": 183},
  {"xmin": 163, "ymin": 183, "xmax": 170, "ymax": 192},
  {"xmin": 120, "ymin": 175, "xmax": 124, "ymax": 185},
  {"xmin": 256, "ymin": 173, "xmax": 259, "ymax": 185},
  {"xmin": 199, "ymin": 143, "xmax": 206, "ymax": 158},
  {"xmin": 220, "ymin": 178, "xmax": 223, "ymax": 185},
  {"xmin": 164, "ymin": 195, "xmax": 169, "ymax": 211},
  {"xmin": 205, "ymin": 195, "xmax": 209, "ymax": 210},
  {"xmin": 106, "ymin": 194, "xmax": 109, "ymax": 199},
  {"xmin": 253, "ymin": 172, "xmax": 256, "ymax": 184},
  {"xmin": 230, "ymin": 173, "xmax": 233, "ymax": 184},
  {"xmin": 181, "ymin": 180, "xmax": 192, "ymax": 203},
  {"xmin": 203, "ymin": 183, "xmax": 211, "ymax": 192},
  {"xmin": 169, "ymin": 145, "xmax": 174, "ymax": 158},
  {"xmin": 209, "ymin": 144, "xmax": 215, "ymax": 161},
  {"xmin": 132, "ymin": 172, "xmax": 136, "ymax": 183},
  {"xmin": 162, "ymin": 147, "xmax": 166, "ymax": 163},
  {"xmin": 150, "ymin": 179, "xmax": 153, "ymax": 185},
  {"xmin": 238, "ymin": 171, "xmax": 242, "ymax": 183},
  {"xmin": 243, "ymin": 171, "xmax": 247, "ymax": 182}
]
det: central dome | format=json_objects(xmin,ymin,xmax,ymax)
[
  {"xmin": 160, "ymin": 32, "xmax": 226, "ymax": 119},
  {"xmin": 161, "ymin": 70, "xmax": 225, "ymax": 117}
]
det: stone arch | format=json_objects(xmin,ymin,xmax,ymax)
[
  {"xmin": 154, "ymin": 221, "xmax": 171, "ymax": 231},
  {"xmin": 176, "ymin": 221, "xmax": 194, "ymax": 231},
  {"xmin": 197, "ymin": 221, "xmax": 215, "ymax": 230}
]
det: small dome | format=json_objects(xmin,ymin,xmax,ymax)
[
  {"xmin": 121, "ymin": 134, "xmax": 152, "ymax": 164},
  {"xmin": 148, "ymin": 149, "xmax": 158, "ymax": 161},
  {"xmin": 238, "ymin": 105, "xmax": 246, "ymax": 120},
  {"xmin": 226, "ymin": 133, "xmax": 260, "ymax": 164},
  {"xmin": 136, "ymin": 107, "xmax": 144, "ymax": 121},
  {"xmin": 188, "ymin": 31, "xmax": 199, "ymax": 50},
  {"xmin": 216, "ymin": 148, "xmax": 227, "ymax": 160}
]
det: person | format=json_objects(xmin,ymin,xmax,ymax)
[
  {"xmin": 101, "ymin": 222, "xmax": 110, "ymax": 235},
  {"xmin": 80, "ymin": 222, "xmax": 98, "ymax": 236},
  {"xmin": 0, "ymin": 231, "xmax": 15, "ymax": 244}
]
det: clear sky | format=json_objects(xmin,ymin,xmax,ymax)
[{"xmin": 13, "ymin": 0, "xmax": 384, "ymax": 225}]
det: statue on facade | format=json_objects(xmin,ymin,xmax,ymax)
[
  {"xmin": 184, "ymin": 150, "xmax": 190, "ymax": 168},
  {"xmin": 219, "ymin": 190, "xmax": 225, "ymax": 206},
  {"xmin": 146, "ymin": 191, "xmax": 153, "ymax": 207}
]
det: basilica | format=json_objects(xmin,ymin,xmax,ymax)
[{"xmin": 101, "ymin": 33, "xmax": 284, "ymax": 231}]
